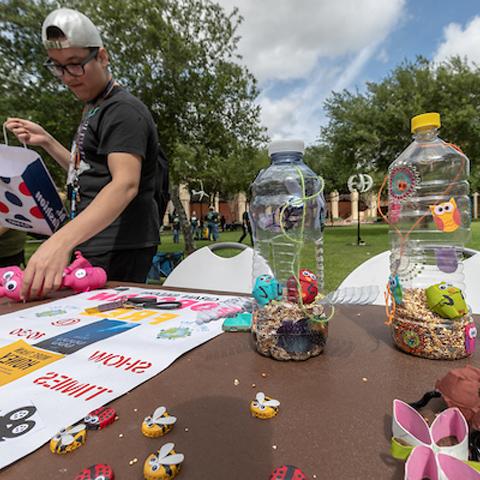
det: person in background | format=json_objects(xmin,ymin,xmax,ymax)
[
  {"xmin": 5, "ymin": 8, "xmax": 160, "ymax": 297},
  {"xmin": 206, "ymin": 206, "xmax": 219, "ymax": 241},
  {"xmin": 220, "ymin": 215, "xmax": 226, "ymax": 232},
  {"xmin": 172, "ymin": 212, "xmax": 180, "ymax": 244},
  {"xmin": 0, "ymin": 228, "xmax": 27, "ymax": 267},
  {"xmin": 190, "ymin": 211, "xmax": 199, "ymax": 240},
  {"xmin": 238, "ymin": 210, "xmax": 253, "ymax": 246}
]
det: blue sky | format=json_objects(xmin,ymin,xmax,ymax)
[{"xmin": 217, "ymin": 0, "xmax": 480, "ymax": 145}]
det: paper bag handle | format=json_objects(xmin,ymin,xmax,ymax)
[{"xmin": 2, "ymin": 122, "xmax": 27, "ymax": 148}]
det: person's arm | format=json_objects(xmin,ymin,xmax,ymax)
[
  {"xmin": 4, "ymin": 118, "xmax": 70, "ymax": 170},
  {"xmin": 21, "ymin": 152, "xmax": 142, "ymax": 298}
]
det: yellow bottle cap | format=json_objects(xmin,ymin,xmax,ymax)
[{"xmin": 411, "ymin": 112, "xmax": 441, "ymax": 133}]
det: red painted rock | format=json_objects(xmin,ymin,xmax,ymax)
[
  {"xmin": 83, "ymin": 406, "xmax": 116, "ymax": 430},
  {"xmin": 269, "ymin": 464, "xmax": 307, "ymax": 480},
  {"xmin": 74, "ymin": 464, "xmax": 114, "ymax": 480},
  {"xmin": 286, "ymin": 269, "xmax": 318, "ymax": 304}
]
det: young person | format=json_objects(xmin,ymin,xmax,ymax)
[
  {"xmin": 5, "ymin": 8, "xmax": 160, "ymax": 297},
  {"xmin": 0, "ymin": 228, "xmax": 27, "ymax": 267}
]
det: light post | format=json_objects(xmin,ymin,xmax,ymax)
[{"xmin": 347, "ymin": 173, "xmax": 373, "ymax": 246}]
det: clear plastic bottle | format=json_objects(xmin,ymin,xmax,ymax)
[
  {"xmin": 250, "ymin": 140, "xmax": 328, "ymax": 361},
  {"xmin": 387, "ymin": 112, "xmax": 474, "ymax": 359}
]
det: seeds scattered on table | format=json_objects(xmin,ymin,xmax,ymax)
[
  {"xmin": 261, "ymin": 372, "xmax": 267, "ymax": 378},
  {"xmin": 272, "ymin": 445, "xmax": 277, "ymax": 450},
  {"xmin": 119, "ymin": 433, "xmax": 124, "ymax": 438},
  {"xmin": 251, "ymin": 383, "xmax": 256, "ymax": 388},
  {"xmin": 234, "ymin": 378, "xmax": 240, "ymax": 386},
  {"xmin": 129, "ymin": 458, "xmax": 138, "ymax": 465},
  {"xmin": 362, "ymin": 377, "xmax": 368, "ymax": 382}
]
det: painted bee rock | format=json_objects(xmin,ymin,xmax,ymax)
[
  {"xmin": 142, "ymin": 406, "xmax": 177, "ymax": 438},
  {"xmin": 250, "ymin": 392, "xmax": 280, "ymax": 419},
  {"xmin": 270, "ymin": 465, "xmax": 307, "ymax": 480},
  {"xmin": 50, "ymin": 423, "xmax": 87, "ymax": 454},
  {"xmin": 425, "ymin": 282, "xmax": 468, "ymax": 319},
  {"xmin": 74, "ymin": 464, "xmax": 115, "ymax": 480},
  {"xmin": 144, "ymin": 442, "xmax": 184, "ymax": 480},
  {"xmin": 84, "ymin": 406, "xmax": 116, "ymax": 430}
]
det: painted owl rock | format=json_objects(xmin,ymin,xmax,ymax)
[
  {"xmin": 425, "ymin": 282, "xmax": 468, "ymax": 319},
  {"xmin": 430, "ymin": 198, "xmax": 461, "ymax": 233},
  {"xmin": 388, "ymin": 274, "xmax": 403, "ymax": 305},
  {"xmin": 286, "ymin": 269, "xmax": 318, "ymax": 304},
  {"xmin": 252, "ymin": 275, "xmax": 282, "ymax": 307}
]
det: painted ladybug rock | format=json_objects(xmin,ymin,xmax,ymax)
[
  {"xmin": 84, "ymin": 406, "xmax": 116, "ymax": 430},
  {"xmin": 74, "ymin": 464, "xmax": 114, "ymax": 480},
  {"xmin": 270, "ymin": 465, "xmax": 307, "ymax": 480},
  {"xmin": 286, "ymin": 269, "xmax": 318, "ymax": 304}
]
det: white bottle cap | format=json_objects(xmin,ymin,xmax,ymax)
[{"xmin": 268, "ymin": 139, "xmax": 304, "ymax": 156}]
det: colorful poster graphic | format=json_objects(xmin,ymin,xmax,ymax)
[
  {"xmin": 34, "ymin": 319, "xmax": 139, "ymax": 354},
  {"xmin": 0, "ymin": 340, "xmax": 63, "ymax": 386},
  {"xmin": 0, "ymin": 287, "xmax": 237, "ymax": 469}
]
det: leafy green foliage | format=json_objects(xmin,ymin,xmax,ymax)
[
  {"xmin": 0, "ymin": 0, "xmax": 266, "ymax": 253},
  {"xmin": 0, "ymin": 0, "xmax": 266, "ymax": 194},
  {"xmin": 315, "ymin": 56, "xmax": 480, "ymax": 192}
]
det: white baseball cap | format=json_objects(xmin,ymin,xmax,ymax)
[{"xmin": 42, "ymin": 8, "xmax": 103, "ymax": 49}]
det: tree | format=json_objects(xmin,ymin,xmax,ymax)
[
  {"xmin": 0, "ymin": 0, "xmax": 266, "ymax": 253},
  {"xmin": 317, "ymin": 56, "xmax": 480, "ymax": 192}
]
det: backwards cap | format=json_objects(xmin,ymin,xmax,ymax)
[{"xmin": 42, "ymin": 8, "xmax": 103, "ymax": 49}]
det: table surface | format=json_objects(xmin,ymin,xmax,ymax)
[{"xmin": 0, "ymin": 287, "xmax": 478, "ymax": 480}]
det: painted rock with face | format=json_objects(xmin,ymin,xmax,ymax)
[
  {"xmin": 286, "ymin": 269, "xmax": 318, "ymax": 304},
  {"xmin": 84, "ymin": 406, "xmax": 116, "ymax": 430},
  {"xmin": 74, "ymin": 464, "xmax": 115, "ymax": 480},
  {"xmin": 269, "ymin": 465, "xmax": 307, "ymax": 480},
  {"xmin": 425, "ymin": 282, "xmax": 468, "ymax": 319}
]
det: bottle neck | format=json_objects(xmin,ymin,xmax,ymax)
[
  {"xmin": 270, "ymin": 151, "xmax": 303, "ymax": 164},
  {"xmin": 413, "ymin": 127, "xmax": 438, "ymax": 142}
]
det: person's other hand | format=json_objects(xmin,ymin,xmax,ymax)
[
  {"xmin": 22, "ymin": 238, "xmax": 71, "ymax": 300},
  {"xmin": 4, "ymin": 118, "xmax": 51, "ymax": 147}
]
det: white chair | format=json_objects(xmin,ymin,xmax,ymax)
[
  {"xmin": 163, "ymin": 242, "xmax": 271, "ymax": 294},
  {"xmin": 338, "ymin": 248, "xmax": 480, "ymax": 314}
]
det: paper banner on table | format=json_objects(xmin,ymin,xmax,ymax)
[
  {"xmin": 0, "ymin": 287, "xmax": 238, "ymax": 469},
  {"xmin": 0, "ymin": 340, "xmax": 63, "ymax": 386},
  {"xmin": 0, "ymin": 144, "xmax": 67, "ymax": 235}
]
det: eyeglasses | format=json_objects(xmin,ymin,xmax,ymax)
[{"xmin": 43, "ymin": 48, "xmax": 99, "ymax": 78}]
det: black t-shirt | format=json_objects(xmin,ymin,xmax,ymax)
[{"xmin": 75, "ymin": 87, "xmax": 160, "ymax": 255}]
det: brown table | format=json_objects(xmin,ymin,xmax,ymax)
[{"xmin": 0, "ymin": 288, "xmax": 478, "ymax": 479}]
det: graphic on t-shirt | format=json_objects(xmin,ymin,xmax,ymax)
[{"xmin": 34, "ymin": 319, "xmax": 139, "ymax": 355}]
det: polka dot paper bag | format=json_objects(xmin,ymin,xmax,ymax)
[{"xmin": 0, "ymin": 144, "xmax": 67, "ymax": 235}]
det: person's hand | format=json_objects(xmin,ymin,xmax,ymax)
[
  {"xmin": 22, "ymin": 238, "xmax": 71, "ymax": 300},
  {"xmin": 4, "ymin": 117, "xmax": 51, "ymax": 147}
]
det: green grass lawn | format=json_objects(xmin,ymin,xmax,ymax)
[{"xmin": 25, "ymin": 221, "xmax": 480, "ymax": 293}]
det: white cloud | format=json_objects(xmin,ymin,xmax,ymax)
[
  {"xmin": 218, "ymin": 0, "xmax": 405, "ymax": 83},
  {"xmin": 434, "ymin": 16, "xmax": 480, "ymax": 65},
  {"xmin": 216, "ymin": 0, "xmax": 406, "ymax": 143}
]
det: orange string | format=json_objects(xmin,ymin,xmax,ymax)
[{"xmin": 384, "ymin": 282, "xmax": 396, "ymax": 325}]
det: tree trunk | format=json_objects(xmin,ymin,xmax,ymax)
[{"xmin": 171, "ymin": 184, "xmax": 195, "ymax": 254}]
